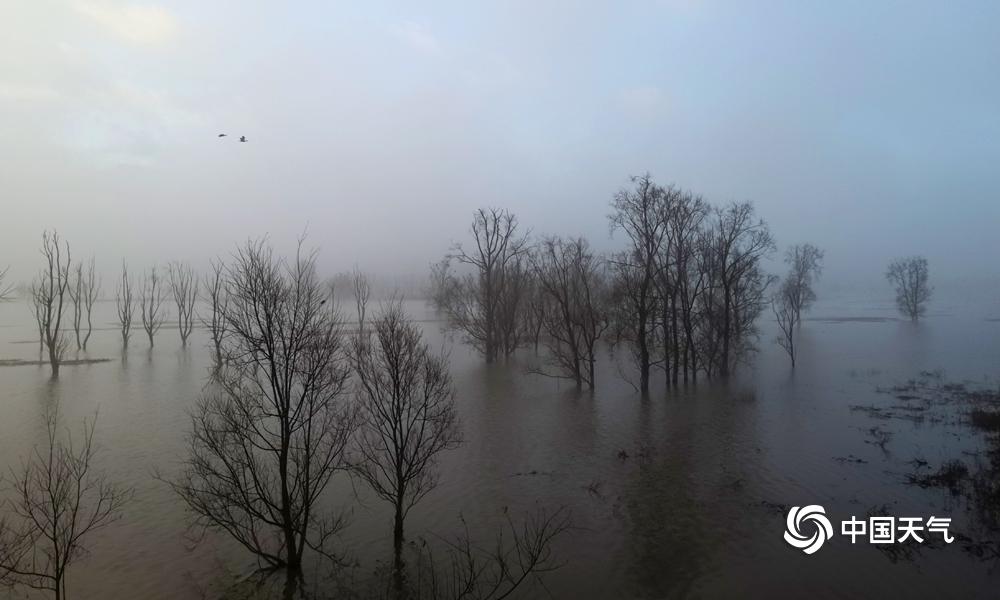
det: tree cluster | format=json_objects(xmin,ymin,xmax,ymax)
[
  {"xmin": 166, "ymin": 239, "xmax": 560, "ymax": 600},
  {"xmin": 431, "ymin": 175, "xmax": 782, "ymax": 392}
]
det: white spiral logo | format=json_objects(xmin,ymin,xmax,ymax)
[{"xmin": 784, "ymin": 505, "xmax": 833, "ymax": 554}]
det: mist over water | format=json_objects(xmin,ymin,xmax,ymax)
[
  {"xmin": 3, "ymin": 2, "xmax": 1000, "ymax": 598},
  {"xmin": 1, "ymin": 290, "xmax": 998, "ymax": 598}
]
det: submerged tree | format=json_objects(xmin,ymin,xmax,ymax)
[
  {"xmin": 0, "ymin": 405, "xmax": 133, "ymax": 600},
  {"xmin": 0, "ymin": 266, "xmax": 11, "ymax": 301},
  {"xmin": 81, "ymin": 259, "xmax": 99, "ymax": 351},
  {"xmin": 531, "ymin": 236, "xmax": 609, "ymax": 388},
  {"xmin": 886, "ymin": 256, "xmax": 932, "ymax": 321},
  {"xmin": 199, "ymin": 259, "xmax": 228, "ymax": 374},
  {"xmin": 782, "ymin": 243, "xmax": 824, "ymax": 326},
  {"xmin": 34, "ymin": 231, "xmax": 72, "ymax": 377},
  {"xmin": 139, "ymin": 266, "xmax": 166, "ymax": 347},
  {"xmin": 68, "ymin": 266, "xmax": 85, "ymax": 351},
  {"xmin": 394, "ymin": 507, "xmax": 572, "ymax": 600},
  {"xmin": 351, "ymin": 300, "xmax": 460, "ymax": 597},
  {"xmin": 439, "ymin": 208, "xmax": 531, "ymax": 363},
  {"xmin": 701, "ymin": 202, "xmax": 776, "ymax": 377},
  {"xmin": 427, "ymin": 258, "xmax": 457, "ymax": 311},
  {"xmin": 168, "ymin": 261, "xmax": 198, "ymax": 346},
  {"xmin": 67, "ymin": 258, "xmax": 99, "ymax": 351},
  {"xmin": 608, "ymin": 175, "xmax": 668, "ymax": 394},
  {"xmin": 658, "ymin": 187, "xmax": 710, "ymax": 385},
  {"xmin": 353, "ymin": 267, "xmax": 371, "ymax": 332},
  {"xmin": 115, "ymin": 261, "xmax": 135, "ymax": 350},
  {"xmin": 169, "ymin": 238, "xmax": 356, "ymax": 579},
  {"xmin": 772, "ymin": 284, "xmax": 797, "ymax": 367},
  {"xmin": 28, "ymin": 281, "xmax": 46, "ymax": 356}
]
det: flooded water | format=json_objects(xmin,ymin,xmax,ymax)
[{"xmin": 1, "ymin": 291, "xmax": 999, "ymax": 599}]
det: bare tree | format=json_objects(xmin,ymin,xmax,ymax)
[
  {"xmin": 427, "ymin": 258, "xmax": 458, "ymax": 311},
  {"xmin": 702, "ymin": 202, "xmax": 775, "ymax": 377},
  {"xmin": 68, "ymin": 265, "xmax": 85, "ymax": 351},
  {"xmin": 783, "ymin": 243, "xmax": 824, "ymax": 325},
  {"xmin": 169, "ymin": 238, "xmax": 355, "ymax": 578},
  {"xmin": 0, "ymin": 266, "xmax": 12, "ymax": 301},
  {"xmin": 139, "ymin": 266, "xmax": 167, "ymax": 347},
  {"xmin": 398, "ymin": 508, "xmax": 572, "ymax": 600},
  {"xmin": 650, "ymin": 185, "xmax": 681, "ymax": 387},
  {"xmin": 28, "ymin": 281, "xmax": 46, "ymax": 355},
  {"xmin": 351, "ymin": 300, "xmax": 461, "ymax": 597},
  {"xmin": 494, "ymin": 254, "xmax": 531, "ymax": 358},
  {"xmin": 168, "ymin": 261, "xmax": 198, "ymax": 346},
  {"xmin": 654, "ymin": 187, "xmax": 710, "ymax": 385},
  {"xmin": 773, "ymin": 283, "xmax": 797, "ymax": 367},
  {"xmin": 81, "ymin": 259, "xmax": 98, "ymax": 351},
  {"xmin": 0, "ymin": 405, "xmax": 133, "ymax": 600},
  {"xmin": 199, "ymin": 258, "xmax": 228, "ymax": 374},
  {"xmin": 530, "ymin": 237, "xmax": 609, "ymax": 388},
  {"xmin": 34, "ymin": 231, "xmax": 72, "ymax": 377},
  {"xmin": 441, "ymin": 208, "xmax": 531, "ymax": 363},
  {"xmin": 522, "ymin": 273, "xmax": 546, "ymax": 352},
  {"xmin": 352, "ymin": 266, "xmax": 371, "ymax": 332},
  {"xmin": 115, "ymin": 261, "xmax": 134, "ymax": 350},
  {"xmin": 67, "ymin": 258, "xmax": 99, "ymax": 351},
  {"xmin": 608, "ymin": 175, "xmax": 667, "ymax": 393},
  {"xmin": 886, "ymin": 256, "xmax": 932, "ymax": 321}
]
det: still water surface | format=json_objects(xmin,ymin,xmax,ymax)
[{"xmin": 1, "ymin": 292, "xmax": 999, "ymax": 599}]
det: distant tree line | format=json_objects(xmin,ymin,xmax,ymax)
[
  {"xmin": 430, "ymin": 175, "xmax": 817, "ymax": 389},
  {"xmin": 13, "ymin": 231, "xmax": 208, "ymax": 375},
  {"xmin": 8, "ymin": 202, "xmax": 933, "ymax": 385},
  {"xmin": 429, "ymin": 175, "xmax": 940, "ymax": 379}
]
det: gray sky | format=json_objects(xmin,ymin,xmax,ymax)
[{"xmin": 2, "ymin": 1, "xmax": 999, "ymax": 289}]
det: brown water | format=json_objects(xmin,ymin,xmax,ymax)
[{"xmin": 1, "ymin": 292, "xmax": 999, "ymax": 599}]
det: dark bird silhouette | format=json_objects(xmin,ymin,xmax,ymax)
[
  {"xmin": 218, "ymin": 133, "xmax": 227, "ymax": 137},
  {"xmin": 239, "ymin": 136, "xmax": 247, "ymax": 143}
]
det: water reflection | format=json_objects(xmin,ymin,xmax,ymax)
[{"xmin": 0, "ymin": 294, "xmax": 998, "ymax": 598}]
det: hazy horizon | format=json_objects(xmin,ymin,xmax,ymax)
[
  {"xmin": 3, "ymin": 1, "xmax": 1000, "ymax": 292},
  {"xmin": 5, "ymin": 5, "xmax": 1000, "ymax": 598}
]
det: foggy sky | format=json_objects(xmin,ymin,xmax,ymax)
[{"xmin": 2, "ymin": 1, "xmax": 999, "ymax": 291}]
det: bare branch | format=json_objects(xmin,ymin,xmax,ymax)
[
  {"xmin": 33, "ymin": 230, "xmax": 72, "ymax": 376},
  {"xmin": 168, "ymin": 237, "xmax": 356, "ymax": 575},
  {"xmin": 350, "ymin": 298, "xmax": 461, "ymax": 595},
  {"xmin": 0, "ymin": 404, "xmax": 133, "ymax": 600},
  {"xmin": 139, "ymin": 265, "xmax": 167, "ymax": 347},
  {"xmin": 168, "ymin": 261, "xmax": 199, "ymax": 346},
  {"xmin": 115, "ymin": 261, "xmax": 134, "ymax": 350},
  {"xmin": 886, "ymin": 256, "xmax": 932, "ymax": 321}
]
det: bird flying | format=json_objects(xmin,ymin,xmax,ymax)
[
  {"xmin": 239, "ymin": 136, "xmax": 247, "ymax": 143},
  {"xmin": 218, "ymin": 133, "xmax": 227, "ymax": 137}
]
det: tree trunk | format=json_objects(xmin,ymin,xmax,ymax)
[
  {"xmin": 720, "ymin": 284, "xmax": 731, "ymax": 377},
  {"xmin": 282, "ymin": 570, "xmax": 300, "ymax": 600},
  {"xmin": 638, "ymin": 309, "xmax": 650, "ymax": 395},
  {"xmin": 279, "ymin": 434, "xmax": 299, "ymax": 571},
  {"xmin": 670, "ymin": 292, "xmax": 680, "ymax": 385},
  {"xmin": 661, "ymin": 303, "xmax": 670, "ymax": 390},
  {"xmin": 48, "ymin": 342, "xmax": 59, "ymax": 377},
  {"xmin": 393, "ymin": 499, "xmax": 405, "ymax": 599}
]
